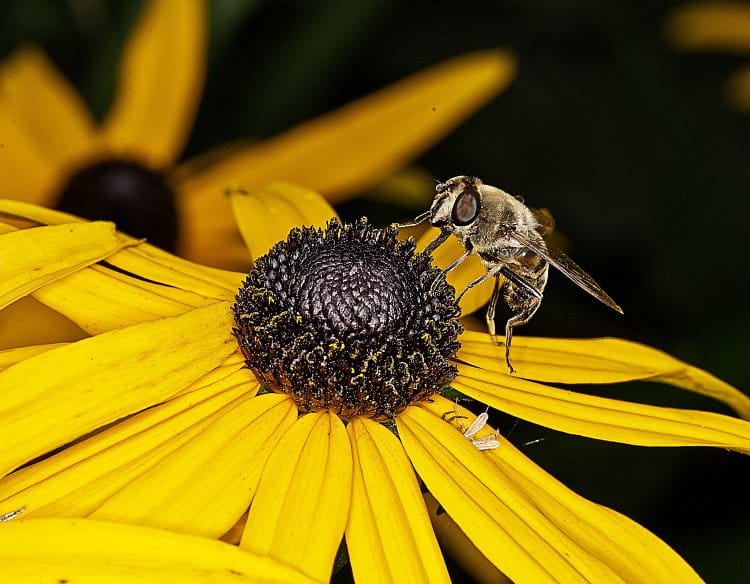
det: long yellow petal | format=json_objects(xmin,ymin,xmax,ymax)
[
  {"xmin": 457, "ymin": 331, "xmax": 750, "ymax": 419},
  {"xmin": 0, "ymin": 342, "xmax": 64, "ymax": 372},
  {"xmin": 453, "ymin": 363, "xmax": 750, "ymax": 453},
  {"xmin": 0, "ymin": 518, "xmax": 318, "ymax": 584},
  {"xmin": 101, "ymin": 0, "xmax": 206, "ymax": 167},
  {"xmin": 346, "ymin": 417, "xmax": 450, "ymax": 584},
  {"xmin": 415, "ymin": 226, "xmax": 494, "ymax": 315},
  {"xmin": 0, "ymin": 296, "xmax": 86, "ymax": 351},
  {"xmin": 424, "ymin": 492, "xmax": 510, "ymax": 584},
  {"xmin": 0, "ymin": 97, "xmax": 57, "ymax": 205},
  {"xmin": 0, "ymin": 198, "xmax": 84, "ymax": 225},
  {"xmin": 33, "ymin": 261, "xmax": 219, "ymax": 334},
  {"xmin": 0, "ymin": 46, "xmax": 95, "ymax": 174},
  {"xmin": 241, "ymin": 412, "xmax": 352, "ymax": 583},
  {"xmin": 112, "ymin": 234, "xmax": 244, "ymax": 297},
  {"xmin": 180, "ymin": 49, "xmax": 514, "ymax": 201},
  {"xmin": 415, "ymin": 396, "xmax": 705, "ymax": 584},
  {"xmin": 230, "ymin": 182, "xmax": 338, "ymax": 261},
  {"xmin": 0, "ymin": 222, "xmax": 131, "ymax": 310},
  {"xmin": 176, "ymin": 50, "xmax": 516, "ymax": 266},
  {"xmin": 0, "ymin": 301, "xmax": 237, "ymax": 477},
  {"xmin": 0, "ymin": 363, "xmax": 252, "ymax": 506},
  {"xmin": 665, "ymin": 2, "xmax": 750, "ymax": 54},
  {"xmin": 0, "ymin": 375, "xmax": 251, "ymax": 519},
  {"xmin": 398, "ymin": 405, "xmax": 614, "ymax": 583},
  {"xmin": 0, "ymin": 198, "xmax": 243, "ymax": 298},
  {"xmin": 90, "ymin": 394, "xmax": 296, "ymax": 537}
]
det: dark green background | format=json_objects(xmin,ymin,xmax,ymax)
[{"xmin": 1, "ymin": 1, "xmax": 748, "ymax": 581}]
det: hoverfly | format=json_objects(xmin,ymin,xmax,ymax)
[{"xmin": 397, "ymin": 175, "xmax": 622, "ymax": 373}]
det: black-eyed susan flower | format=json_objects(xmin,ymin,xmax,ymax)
[
  {"xmin": 665, "ymin": 1, "xmax": 750, "ymax": 111},
  {"xmin": 1, "ymin": 188, "xmax": 749, "ymax": 583}
]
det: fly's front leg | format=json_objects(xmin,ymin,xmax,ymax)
[
  {"xmin": 392, "ymin": 210, "xmax": 430, "ymax": 230},
  {"xmin": 456, "ymin": 265, "xmax": 504, "ymax": 305}
]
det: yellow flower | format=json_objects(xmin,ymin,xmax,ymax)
[
  {"xmin": 665, "ymin": 1, "xmax": 750, "ymax": 110},
  {"xmin": 2, "ymin": 189, "xmax": 749, "ymax": 583}
]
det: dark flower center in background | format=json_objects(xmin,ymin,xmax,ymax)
[
  {"xmin": 56, "ymin": 159, "xmax": 179, "ymax": 252},
  {"xmin": 233, "ymin": 218, "xmax": 462, "ymax": 420}
]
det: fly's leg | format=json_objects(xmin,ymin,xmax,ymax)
[
  {"xmin": 456, "ymin": 265, "xmax": 503, "ymax": 305},
  {"xmin": 430, "ymin": 248, "xmax": 472, "ymax": 295},
  {"xmin": 485, "ymin": 276, "xmax": 502, "ymax": 343},
  {"xmin": 443, "ymin": 249, "xmax": 471, "ymax": 274},
  {"xmin": 392, "ymin": 210, "xmax": 430, "ymax": 230},
  {"xmin": 503, "ymin": 294, "xmax": 542, "ymax": 375}
]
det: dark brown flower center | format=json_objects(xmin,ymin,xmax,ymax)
[
  {"xmin": 232, "ymin": 218, "xmax": 462, "ymax": 420},
  {"xmin": 56, "ymin": 158, "xmax": 178, "ymax": 252}
]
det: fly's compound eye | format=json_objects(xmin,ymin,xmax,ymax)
[{"xmin": 451, "ymin": 188, "xmax": 480, "ymax": 226}]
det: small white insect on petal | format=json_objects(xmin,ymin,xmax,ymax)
[
  {"xmin": 0, "ymin": 506, "xmax": 26, "ymax": 522},
  {"xmin": 463, "ymin": 412, "xmax": 501, "ymax": 451}
]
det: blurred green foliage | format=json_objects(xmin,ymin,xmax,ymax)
[{"xmin": 1, "ymin": 1, "xmax": 748, "ymax": 582}]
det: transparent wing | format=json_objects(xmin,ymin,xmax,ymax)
[{"xmin": 510, "ymin": 229, "xmax": 623, "ymax": 314}]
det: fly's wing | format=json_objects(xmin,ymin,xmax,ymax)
[{"xmin": 510, "ymin": 229, "xmax": 623, "ymax": 313}]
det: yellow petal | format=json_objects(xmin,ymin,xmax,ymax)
[
  {"xmin": 0, "ymin": 222, "xmax": 131, "ymax": 310},
  {"xmin": 453, "ymin": 363, "xmax": 750, "ymax": 453},
  {"xmin": 0, "ymin": 342, "xmax": 64, "ymax": 372},
  {"xmin": 0, "ymin": 46, "xmax": 95, "ymax": 176},
  {"xmin": 398, "ymin": 404, "xmax": 613, "ymax": 583},
  {"xmin": 363, "ymin": 167, "xmax": 437, "ymax": 208},
  {"xmin": 0, "ymin": 363, "xmax": 253, "ymax": 512},
  {"xmin": 424, "ymin": 492, "xmax": 510, "ymax": 584},
  {"xmin": 665, "ymin": 2, "xmax": 750, "ymax": 54},
  {"xmin": 0, "ymin": 518, "xmax": 317, "ymax": 584},
  {"xmin": 241, "ymin": 412, "xmax": 352, "ymax": 583},
  {"xmin": 457, "ymin": 331, "xmax": 750, "ymax": 419},
  {"xmin": 178, "ymin": 49, "xmax": 516, "ymax": 206},
  {"xmin": 416, "ymin": 226, "xmax": 494, "ymax": 315},
  {"xmin": 1, "ymin": 193, "xmax": 242, "ymax": 298},
  {"xmin": 0, "ymin": 301, "xmax": 237, "ymax": 477},
  {"xmin": 230, "ymin": 182, "xmax": 339, "ymax": 260},
  {"xmin": 0, "ymin": 198, "xmax": 84, "ymax": 225},
  {"xmin": 101, "ymin": 0, "xmax": 207, "ymax": 167},
  {"xmin": 0, "ymin": 296, "xmax": 86, "ymax": 351},
  {"xmin": 415, "ymin": 396, "xmax": 705, "ymax": 584},
  {"xmin": 32, "ymin": 262, "xmax": 215, "ymax": 334},
  {"xmin": 90, "ymin": 394, "xmax": 296, "ymax": 537},
  {"xmin": 346, "ymin": 417, "xmax": 450, "ymax": 584},
  {"xmin": 177, "ymin": 187, "xmax": 253, "ymax": 269},
  {"xmin": 0, "ymin": 97, "xmax": 57, "ymax": 205}
]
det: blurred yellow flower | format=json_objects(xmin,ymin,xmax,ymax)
[
  {"xmin": 1, "ymin": 190, "xmax": 749, "ymax": 583},
  {"xmin": 0, "ymin": 0, "xmax": 516, "ymax": 267},
  {"xmin": 665, "ymin": 1, "xmax": 750, "ymax": 110}
]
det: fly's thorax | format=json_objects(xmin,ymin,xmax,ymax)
[{"xmin": 478, "ymin": 183, "xmax": 539, "ymax": 234}]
